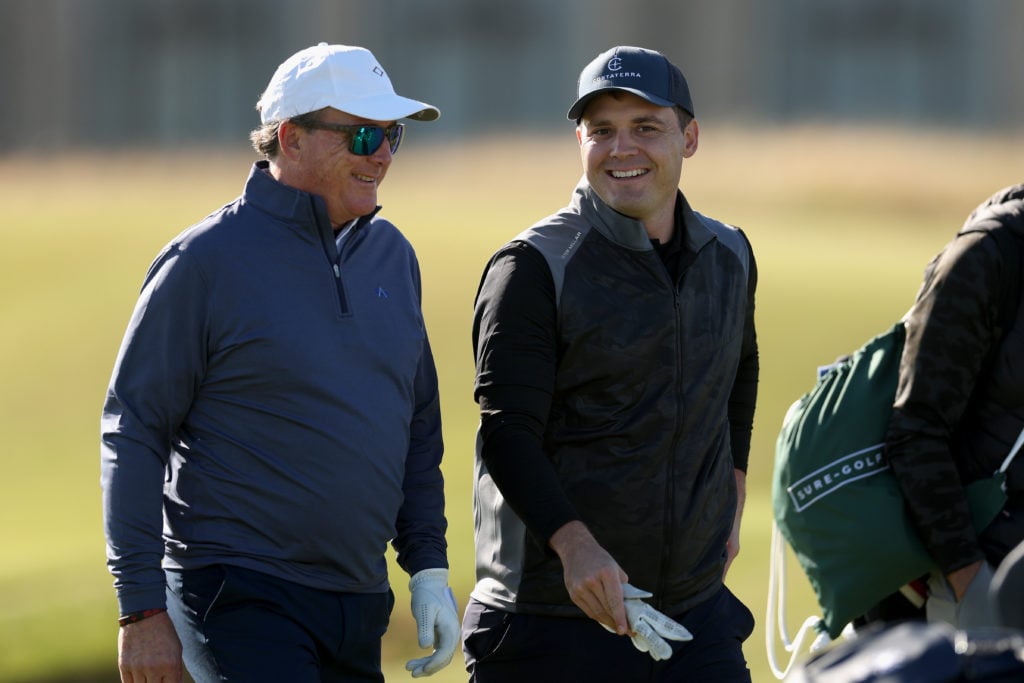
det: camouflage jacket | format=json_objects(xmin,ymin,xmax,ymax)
[{"xmin": 885, "ymin": 184, "xmax": 1024, "ymax": 574}]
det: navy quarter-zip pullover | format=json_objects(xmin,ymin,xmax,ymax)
[{"xmin": 101, "ymin": 161, "xmax": 447, "ymax": 615}]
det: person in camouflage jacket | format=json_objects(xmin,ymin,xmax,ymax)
[{"xmin": 884, "ymin": 183, "xmax": 1024, "ymax": 628}]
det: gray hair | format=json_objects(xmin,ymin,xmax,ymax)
[{"xmin": 249, "ymin": 109, "xmax": 327, "ymax": 158}]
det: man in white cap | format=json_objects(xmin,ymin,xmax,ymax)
[
  {"xmin": 101, "ymin": 43, "xmax": 458, "ymax": 682},
  {"xmin": 463, "ymin": 46, "xmax": 759, "ymax": 681}
]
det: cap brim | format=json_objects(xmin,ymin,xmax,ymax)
[
  {"xmin": 335, "ymin": 93, "xmax": 440, "ymax": 122},
  {"xmin": 567, "ymin": 87, "xmax": 675, "ymax": 121}
]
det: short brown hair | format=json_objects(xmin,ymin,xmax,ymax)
[{"xmin": 675, "ymin": 106, "xmax": 694, "ymax": 131}]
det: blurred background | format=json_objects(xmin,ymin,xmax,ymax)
[
  {"xmin": 3, "ymin": 0, "xmax": 1023, "ymax": 152},
  {"xmin": 2, "ymin": 1, "xmax": 1022, "ymax": 682}
]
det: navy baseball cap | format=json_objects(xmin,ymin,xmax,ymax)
[{"xmin": 567, "ymin": 46, "xmax": 694, "ymax": 121}]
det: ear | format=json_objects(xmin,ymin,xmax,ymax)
[
  {"xmin": 277, "ymin": 120, "xmax": 305, "ymax": 161},
  {"xmin": 682, "ymin": 119, "xmax": 699, "ymax": 158}
]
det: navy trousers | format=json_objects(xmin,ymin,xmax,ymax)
[
  {"xmin": 462, "ymin": 585, "xmax": 754, "ymax": 683},
  {"xmin": 166, "ymin": 565, "xmax": 393, "ymax": 683}
]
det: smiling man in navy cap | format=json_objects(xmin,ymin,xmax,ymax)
[{"xmin": 462, "ymin": 46, "xmax": 760, "ymax": 681}]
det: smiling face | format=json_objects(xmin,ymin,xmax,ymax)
[
  {"xmin": 273, "ymin": 108, "xmax": 396, "ymax": 229},
  {"xmin": 577, "ymin": 92, "xmax": 698, "ymax": 241}
]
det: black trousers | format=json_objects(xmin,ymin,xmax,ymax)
[
  {"xmin": 166, "ymin": 564, "xmax": 393, "ymax": 683},
  {"xmin": 462, "ymin": 585, "xmax": 755, "ymax": 683}
]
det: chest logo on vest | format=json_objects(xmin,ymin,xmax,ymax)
[{"xmin": 561, "ymin": 231, "xmax": 583, "ymax": 260}]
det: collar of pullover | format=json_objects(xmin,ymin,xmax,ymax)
[{"xmin": 246, "ymin": 160, "xmax": 381, "ymax": 240}]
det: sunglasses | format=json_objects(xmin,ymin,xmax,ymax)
[{"xmin": 301, "ymin": 120, "xmax": 405, "ymax": 156}]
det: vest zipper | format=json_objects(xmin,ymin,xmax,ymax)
[{"xmin": 657, "ymin": 289, "xmax": 685, "ymax": 608}]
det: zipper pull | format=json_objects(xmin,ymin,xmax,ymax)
[{"xmin": 333, "ymin": 264, "xmax": 340, "ymax": 278}]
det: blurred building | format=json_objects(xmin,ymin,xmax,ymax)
[{"xmin": 1, "ymin": 0, "xmax": 1021, "ymax": 151}]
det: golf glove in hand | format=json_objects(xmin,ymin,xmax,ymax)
[
  {"xmin": 406, "ymin": 568, "xmax": 460, "ymax": 677},
  {"xmin": 605, "ymin": 583, "xmax": 693, "ymax": 662}
]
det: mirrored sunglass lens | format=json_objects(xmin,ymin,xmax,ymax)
[
  {"xmin": 386, "ymin": 125, "xmax": 403, "ymax": 154},
  {"xmin": 350, "ymin": 127, "xmax": 385, "ymax": 155}
]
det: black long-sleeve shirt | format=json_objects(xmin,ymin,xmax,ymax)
[{"xmin": 474, "ymin": 197, "xmax": 758, "ymax": 547}]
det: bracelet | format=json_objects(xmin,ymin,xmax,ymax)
[{"xmin": 118, "ymin": 607, "xmax": 167, "ymax": 627}]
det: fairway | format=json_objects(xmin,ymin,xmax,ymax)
[{"xmin": 0, "ymin": 126, "xmax": 1019, "ymax": 682}]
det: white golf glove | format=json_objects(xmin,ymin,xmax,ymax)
[
  {"xmin": 405, "ymin": 568, "xmax": 460, "ymax": 677},
  {"xmin": 603, "ymin": 583, "xmax": 693, "ymax": 661}
]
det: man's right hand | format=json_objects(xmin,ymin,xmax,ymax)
[
  {"xmin": 118, "ymin": 611, "xmax": 183, "ymax": 683},
  {"xmin": 616, "ymin": 584, "xmax": 692, "ymax": 661},
  {"xmin": 947, "ymin": 560, "xmax": 983, "ymax": 602},
  {"xmin": 549, "ymin": 520, "xmax": 629, "ymax": 634}
]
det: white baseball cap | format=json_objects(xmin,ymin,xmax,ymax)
[{"xmin": 256, "ymin": 43, "xmax": 440, "ymax": 124}]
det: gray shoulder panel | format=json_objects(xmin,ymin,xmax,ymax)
[
  {"xmin": 513, "ymin": 211, "xmax": 592, "ymax": 309},
  {"xmin": 694, "ymin": 211, "xmax": 750, "ymax": 280}
]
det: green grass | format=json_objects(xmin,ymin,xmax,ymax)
[{"xmin": 1, "ymin": 126, "xmax": 1020, "ymax": 682}]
